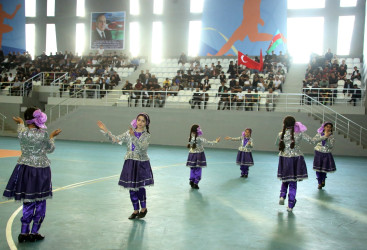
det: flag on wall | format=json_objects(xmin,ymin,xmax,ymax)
[{"xmin": 266, "ymin": 30, "xmax": 286, "ymax": 54}]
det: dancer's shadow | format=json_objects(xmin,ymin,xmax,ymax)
[
  {"xmin": 316, "ymin": 189, "xmax": 334, "ymax": 203},
  {"xmin": 266, "ymin": 212, "xmax": 304, "ymax": 250},
  {"xmin": 121, "ymin": 220, "xmax": 146, "ymax": 250},
  {"xmin": 220, "ymin": 177, "xmax": 248, "ymax": 190}
]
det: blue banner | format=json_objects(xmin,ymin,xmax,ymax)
[
  {"xmin": 0, "ymin": 0, "xmax": 25, "ymax": 55},
  {"xmin": 200, "ymin": 0, "xmax": 287, "ymax": 56}
]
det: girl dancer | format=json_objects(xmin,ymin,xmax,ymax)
[
  {"xmin": 225, "ymin": 128, "xmax": 254, "ymax": 178},
  {"xmin": 3, "ymin": 107, "xmax": 61, "ymax": 243},
  {"xmin": 276, "ymin": 116, "xmax": 312, "ymax": 212},
  {"xmin": 313, "ymin": 122, "xmax": 335, "ymax": 189},
  {"xmin": 97, "ymin": 113, "xmax": 154, "ymax": 219},
  {"xmin": 186, "ymin": 124, "xmax": 220, "ymax": 189}
]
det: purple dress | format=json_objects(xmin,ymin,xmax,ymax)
[
  {"xmin": 3, "ymin": 124, "xmax": 54, "ymax": 202},
  {"xmin": 102, "ymin": 129, "xmax": 154, "ymax": 190}
]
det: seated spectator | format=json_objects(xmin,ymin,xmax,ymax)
[
  {"xmin": 232, "ymin": 81, "xmax": 243, "ymax": 93},
  {"xmin": 122, "ymin": 80, "xmax": 133, "ymax": 93},
  {"xmin": 257, "ymin": 77, "xmax": 266, "ymax": 92},
  {"xmin": 163, "ymin": 78, "xmax": 171, "ymax": 87},
  {"xmin": 190, "ymin": 88, "xmax": 203, "ymax": 109},
  {"xmin": 266, "ymin": 88, "xmax": 276, "ymax": 111},
  {"xmin": 320, "ymin": 88, "xmax": 332, "ymax": 105},
  {"xmin": 273, "ymin": 76, "xmax": 283, "ymax": 93},
  {"xmin": 338, "ymin": 65, "xmax": 347, "ymax": 80},
  {"xmin": 178, "ymin": 52, "xmax": 187, "ymax": 64},
  {"xmin": 153, "ymin": 87, "xmax": 166, "ymax": 108},
  {"xmin": 227, "ymin": 61, "xmax": 236, "ymax": 75},
  {"xmin": 242, "ymin": 77, "xmax": 252, "ymax": 91},
  {"xmin": 319, "ymin": 77, "xmax": 329, "ymax": 88},
  {"xmin": 217, "ymin": 81, "xmax": 229, "ymax": 110},
  {"xmin": 219, "ymin": 71, "xmax": 226, "ymax": 83},
  {"xmin": 202, "ymin": 87, "xmax": 209, "ymax": 109},
  {"xmin": 59, "ymin": 79, "xmax": 70, "ymax": 97},
  {"xmin": 231, "ymin": 89, "xmax": 245, "ymax": 110},
  {"xmin": 169, "ymin": 82, "xmax": 179, "ymax": 96},
  {"xmin": 343, "ymin": 79, "xmax": 353, "ymax": 96},
  {"xmin": 130, "ymin": 80, "xmax": 143, "ymax": 107},
  {"xmin": 202, "ymin": 75, "xmax": 211, "ymax": 90},
  {"xmin": 351, "ymin": 66, "xmax": 361, "ymax": 81},
  {"xmin": 348, "ymin": 84, "xmax": 362, "ymax": 106},
  {"xmin": 328, "ymin": 73, "xmax": 338, "ymax": 87},
  {"xmin": 244, "ymin": 89, "xmax": 255, "ymax": 111},
  {"xmin": 99, "ymin": 78, "xmax": 109, "ymax": 98}
]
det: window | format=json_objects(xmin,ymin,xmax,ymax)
[
  {"xmin": 47, "ymin": 0, "xmax": 55, "ymax": 16},
  {"xmin": 25, "ymin": 0, "xmax": 36, "ymax": 17},
  {"xmin": 26, "ymin": 24, "xmax": 35, "ymax": 59},
  {"xmin": 287, "ymin": 17, "xmax": 324, "ymax": 63},
  {"xmin": 154, "ymin": 0, "xmax": 163, "ymax": 15},
  {"xmin": 46, "ymin": 24, "xmax": 57, "ymax": 55},
  {"xmin": 337, "ymin": 16, "xmax": 355, "ymax": 55},
  {"xmin": 287, "ymin": 0, "xmax": 325, "ymax": 9},
  {"xmin": 76, "ymin": 0, "xmax": 85, "ymax": 17},
  {"xmin": 190, "ymin": 0, "xmax": 204, "ymax": 13},
  {"xmin": 188, "ymin": 21, "xmax": 202, "ymax": 57},
  {"xmin": 75, "ymin": 23, "xmax": 85, "ymax": 56},
  {"xmin": 129, "ymin": 22, "xmax": 140, "ymax": 57},
  {"xmin": 151, "ymin": 22, "xmax": 162, "ymax": 63},
  {"xmin": 340, "ymin": 0, "xmax": 357, "ymax": 7},
  {"xmin": 130, "ymin": 0, "xmax": 140, "ymax": 15}
]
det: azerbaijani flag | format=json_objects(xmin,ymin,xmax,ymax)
[{"xmin": 266, "ymin": 30, "xmax": 287, "ymax": 54}]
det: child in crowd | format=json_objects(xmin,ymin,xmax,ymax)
[
  {"xmin": 276, "ymin": 116, "xmax": 313, "ymax": 212},
  {"xmin": 186, "ymin": 124, "xmax": 220, "ymax": 189},
  {"xmin": 3, "ymin": 107, "xmax": 61, "ymax": 243},
  {"xmin": 312, "ymin": 122, "xmax": 335, "ymax": 189},
  {"xmin": 97, "ymin": 113, "xmax": 154, "ymax": 219},
  {"xmin": 225, "ymin": 128, "xmax": 254, "ymax": 178}
]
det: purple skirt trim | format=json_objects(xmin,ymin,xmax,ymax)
[
  {"xmin": 186, "ymin": 152, "xmax": 207, "ymax": 168},
  {"xmin": 313, "ymin": 151, "xmax": 336, "ymax": 173},
  {"xmin": 118, "ymin": 159, "xmax": 154, "ymax": 190},
  {"xmin": 236, "ymin": 151, "xmax": 254, "ymax": 166},
  {"xmin": 3, "ymin": 164, "xmax": 52, "ymax": 202},
  {"xmin": 277, "ymin": 156, "xmax": 308, "ymax": 182}
]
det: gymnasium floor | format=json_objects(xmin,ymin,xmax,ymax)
[{"xmin": 0, "ymin": 137, "xmax": 367, "ymax": 250}]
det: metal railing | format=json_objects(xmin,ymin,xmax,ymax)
[
  {"xmin": 45, "ymin": 89, "xmax": 366, "ymax": 147},
  {"xmin": 0, "ymin": 82, "xmax": 29, "ymax": 96},
  {"xmin": 301, "ymin": 94, "xmax": 367, "ymax": 147},
  {"xmin": 0, "ymin": 113, "xmax": 6, "ymax": 134},
  {"xmin": 302, "ymin": 87, "xmax": 365, "ymax": 106},
  {"xmin": 45, "ymin": 88, "xmax": 85, "ymax": 125}
]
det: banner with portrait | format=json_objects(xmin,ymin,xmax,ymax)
[{"xmin": 90, "ymin": 11, "xmax": 125, "ymax": 50}]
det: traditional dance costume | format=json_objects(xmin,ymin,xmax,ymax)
[
  {"xmin": 313, "ymin": 131, "xmax": 336, "ymax": 188},
  {"xmin": 3, "ymin": 124, "xmax": 55, "ymax": 235},
  {"xmin": 230, "ymin": 136, "xmax": 254, "ymax": 177},
  {"xmin": 101, "ymin": 128, "xmax": 154, "ymax": 211},
  {"xmin": 186, "ymin": 135, "xmax": 217, "ymax": 186},
  {"xmin": 276, "ymin": 125, "xmax": 312, "ymax": 210}
]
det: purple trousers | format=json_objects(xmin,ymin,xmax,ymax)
[
  {"xmin": 316, "ymin": 171, "xmax": 327, "ymax": 184},
  {"xmin": 240, "ymin": 165, "xmax": 249, "ymax": 175},
  {"xmin": 129, "ymin": 188, "xmax": 146, "ymax": 210},
  {"xmin": 190, "ymin": 167, "xmax": 202, "ymax": 184},
  {"xmin": 280, "ymin": 182, "xmax": 297, "ymax": 208},
  {"xmin": 21, "ymin": 200, "xmax": 46, "ymax": 234}
]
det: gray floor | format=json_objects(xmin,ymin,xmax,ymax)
[{"xmin": 1, "ymin": 137, "xmax": 367, "ymax": 250}]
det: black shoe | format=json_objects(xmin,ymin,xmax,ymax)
[
  {"xmin": 128, "ymin": 212, "xmax": 139, "ymax": 220},
  {"xmin": 18, "ymin": 234, "xmax": 30, "ymax": 243},
  {"xmin": 192, "ymin": 184, "xmax": 199, "ymax": 189},
  {"xmin": 189, "ymin": 181, "xmax": 194, "ymax": 187},
  {"xmin": 318, "ymin": 184, "xmax": 322, "ymax": 189},
  {"xmin": 240, "ymin": 174, "xmax": 245, "ymax": 178},
  {"xmin": 138, "ymin": 209, "xmax": 148, "ymax": 218},
  {"xmin": 244, "ymin": 174, "xmax": 248, "ymax": 178},
  {"xmin": 322, "ymin": 181, "xmax": 325, "ymax": 187},
  {"xmin": 29, "ymin": 233, "xmax": 45, "ymax": 242}
]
